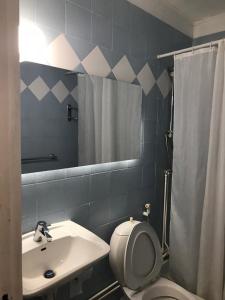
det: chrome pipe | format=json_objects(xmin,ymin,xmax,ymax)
[
  {"xmin": 88, "ymin": 281, "xmax": 120, "ymax": 300},
  {"xmin": 162, "ymin": 169, "xmax": 171, "ymax": 256},
  {"xmin": 96, "ymin": 286, "xmax": 120, "ymax": 300}
]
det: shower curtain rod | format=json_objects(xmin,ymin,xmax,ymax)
[{"xmin": 157, "ymin": 38, "xmax": 223, "ymax": 59}]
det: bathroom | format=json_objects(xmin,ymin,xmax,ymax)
[{"xmin": 1, "ymin": 0, "xmax": 225, "ymax": 299}]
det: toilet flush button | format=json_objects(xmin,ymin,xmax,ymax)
[{"xmin": 130, "ymin": 217, "xmax": 134, "ymax": 222}]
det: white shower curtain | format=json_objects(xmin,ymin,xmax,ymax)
[
  {"xmin": 77, "ymin": 74, "xmax": 142, "ymax": 165},
  {"xmin": 197, "ymin": 41, "xmax": 225, "ymax": 300},
  {"xmin": 170, "ymin": 41, "xmax": 225, "ymax": 300}
]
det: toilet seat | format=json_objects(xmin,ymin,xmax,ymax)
[
  {"xmin": 141, "ymin": 297, "xmax": 178, "ymax": 300},
  {"xmin": 124, "ymin": 222, "xmax": 162, "ymax": 290},
  {"xmin": 153, "ymin": 298, "xmax": 177, "ymax": 300},
  {"xmin": 110, "ymin": 221, "xmax": 204, "ymax": 300},
  {"xmin": 123, "ymin": 277, "xmax": 203, "ymax": 300}
]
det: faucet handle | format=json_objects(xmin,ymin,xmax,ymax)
[
  {"xmin": 35, "ymin": 220, "xmax": 48, "ymax": 231},
  {"xmin": 34, "ymin": 220, "xmax": 52, "ymax": 242}
]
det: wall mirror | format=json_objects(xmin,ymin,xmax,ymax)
[{"xmin": 20, "ymin": 62, "xmax": 142, "ymax": 174}]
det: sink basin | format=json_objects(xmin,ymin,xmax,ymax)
[{"xmin": 22, "ymin": 220, "xmax": 110, "ymax": 297}]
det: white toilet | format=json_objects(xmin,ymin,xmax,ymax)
[{"xmin": 109, "ymin": 219, "xmax": 203, "ymax": 300}]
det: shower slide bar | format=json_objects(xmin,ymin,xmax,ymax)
[
  {"xmin": 162, "ymin": 169, "xmax": 172, "ymax": 258},
  {"xmin": 21, "ymin": 153, "xmax": 57, "ymax": 164},
  {"xmin": 157, "ymin": 38, "xmax": 222, "ymax": 59}
]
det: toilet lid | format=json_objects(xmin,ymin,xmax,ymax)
[{"xmin": 124, "ymin": 222, "xmax": 162, "ymax": 290}]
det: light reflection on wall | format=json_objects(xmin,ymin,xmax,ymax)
[{"xmin": 19, "ymin": 19, "xmax": 47, "ymax": 63}]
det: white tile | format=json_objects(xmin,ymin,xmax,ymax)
[
  {"xmin": 29, "ymin": 76, "xmax": 49, "ymax": 100},
  {"xmin": 51, "ymin": 81, "xmax": 69, "ymax": 103},
  {"xmin": 112, "ymin": 55, "xmax": 136, "ymax": 83},
  {"xmin": 70, "ymin": 86, "xmax": 78, "ymax": 100},
  {"xmin": 20, "ymin": 80, "xmax": 27, "ymax": 93},
  {"xmin": 81, "ymin": 46, "xmax": 111, "ymax": 77},
  {"xmin": 157, "ymin": 69, "xmax": 172, "ymax": 98},
  {"xmin": 137, "ymin": 63, "xmax": 155, "ymax": 95},
  {"xmin": 47, "ymin": 34, "xmax": 80, "ymax": 70}
]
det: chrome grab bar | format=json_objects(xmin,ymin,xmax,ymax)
[{"xmin": 21, "ymin": 153, "xmax": 57, "ymax": 164}]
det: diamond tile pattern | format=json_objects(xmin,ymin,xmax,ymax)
[
  {"xmin": 70, "ymin": 86, "xmax": 78, "ymax": 100},
  {"xmin": 137, "ymin": 63, "xmax": 156, "ymax": 96},
  {"xmin": 29, "ymin": 76, "xmax": 49, "ymax": 100},
  {"xmin": 112, "ymin": 55, "xmax": 136, "ymax": 83},
  {"xmin": 22, "ymin": 35, "xmax": 172, "ymax": 99},
  {"xmin": 51, "ymin": 81, "xmax": 69, "ymax": 103},
  {"xmin": 47, "ymin": 34, "xmax": 80, "ymax": 70},
  {"xmin": 81, "ymin": 46, "xmax": 111, "ymax": 77},
  {"xmin": 21, "ymin": 75, "xmax": 76, "ymax": 103},
  {"xmin": 20, "ymin": 80, "xmax": 27, "ymax": 93},
  {"xmin": 157, "ymin": 70, "xmax": 172, "ymax": 98}
]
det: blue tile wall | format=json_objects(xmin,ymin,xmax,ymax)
[
  {"xmin": 20, "ymin": 0, "xmax": 192, "ymax": 299},
  {"xmin": 66, "ymin": 2, "xmax": 92, "ymax": 40},
  {"xmin": 36, "ymin": 0, "xmax": 66, "ymax": 32},
  {"xmin": 193, "ymin": 31, "xmax": 225, "ymax": 45}
]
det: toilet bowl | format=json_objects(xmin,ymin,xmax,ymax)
[{"xmin": 109, "ymin": 220, "xmax": 203, "ymax": 300}]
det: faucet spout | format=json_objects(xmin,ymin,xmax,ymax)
[
  {"xmin": 43, "ymin": 230, "xmax": 53, "ymax": 242},
  {"xmin": 33, "ymin": 221, "xmax": 52, "ymax": 243}
]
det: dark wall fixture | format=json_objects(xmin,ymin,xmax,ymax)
[{"xmin": 67, "ymin": 104, "xmax": 78, "ymax": 122}]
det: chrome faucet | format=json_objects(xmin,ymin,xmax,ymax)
[{"xmin": 33, "ymin": 221, "xmax": 52, "ymax": 243}]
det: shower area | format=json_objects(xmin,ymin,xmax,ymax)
[
  {"xmin": 159, "ymin": 39, "xmax": 225, "ymax": 300},
  {"xmin": 154, "ymin": 64, "xmax": 174, "ymax": 259}
]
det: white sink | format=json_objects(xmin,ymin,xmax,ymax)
[{"xmin": 22, "ymin": 220, "xmax": 110, "ymax": 297}]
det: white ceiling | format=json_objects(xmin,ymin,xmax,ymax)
[
  {"xmin": 166, "ymin": 0, "xmax": 225, "ymax": 22},
  {"xmin": 128, "ymin": 0, "xmax": 225, "ymax": 38}
]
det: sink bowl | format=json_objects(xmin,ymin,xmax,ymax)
[{"xmin": 22, "ymin": 220, "xmax": 110, "ymax": 297}]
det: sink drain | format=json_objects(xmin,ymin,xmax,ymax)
[{"xmin": 43, "ymin": 269, "xmax": 55, "ymax": 279}]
